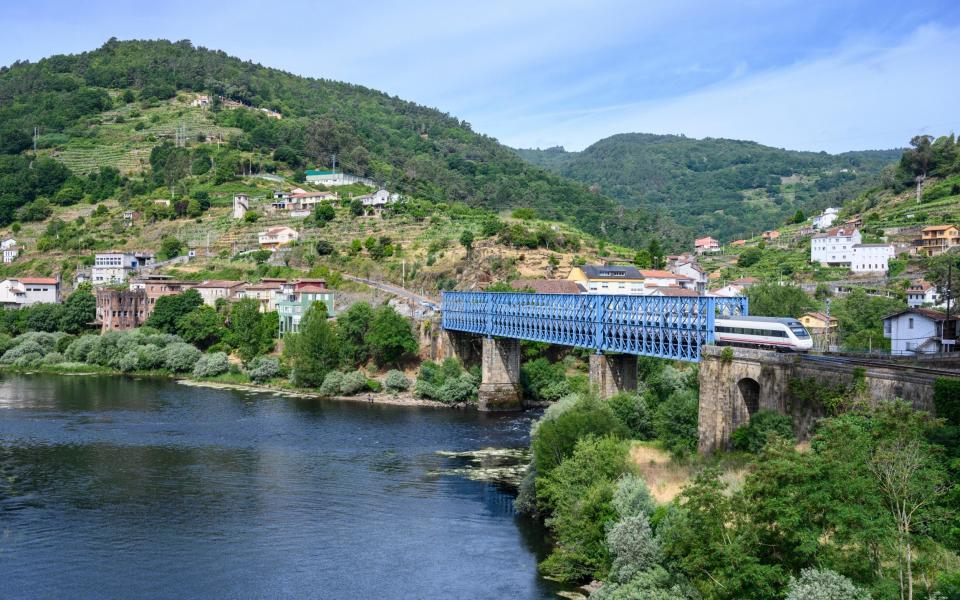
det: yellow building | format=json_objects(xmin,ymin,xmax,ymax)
[
  {"xmin": 799, "ymin": 312, "xmax": 839, "ymax": 351},
  {"xmin": 917, "ymin": 225, "xmax": 960, "ymax": 257},
  {"xmin": 567, "ymin": 265, "xmax": 646, "ymax": 295}
]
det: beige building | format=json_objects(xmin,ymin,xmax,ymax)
[
  {"xmin": 799, "ymin": 311, "xmax": 839, "ymax": 351},
  {"xmin": 917, "ymin": 225, "xmax": 960, "ymax": 257},
  {"xmin": 193, "ymin": 280, "xmax": 247, "ymax": 307}
]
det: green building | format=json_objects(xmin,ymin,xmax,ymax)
[{"xmin": 276, "ymin": 281, "xmax": 335, "ymax": 335}]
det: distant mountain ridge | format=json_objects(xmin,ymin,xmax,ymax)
[
  {"xmin": 0, "ymin": 38, "xmax": 679, "ymax": 249},
  {"xmin": 516, "ymin": 133, "xmax": 903, "ymax": 241}
]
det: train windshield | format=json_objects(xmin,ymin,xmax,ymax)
[{"xmin": 790, "ymin": 326, "xmax": 810, "ymax": 338}]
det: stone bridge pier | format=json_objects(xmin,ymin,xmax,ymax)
[
  {"xmin": 443, "ymin": 331, "xmax": 640, "ymax": 411},
  {"xmin": 697, "ymin": 346, "xmax": 943, "ymax": 453}
]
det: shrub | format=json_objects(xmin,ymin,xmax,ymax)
[
  {"xmin": 606, "ymin": 514, "xmax": 661, "ymax": 583},
  {"xmin": 537, "ymin": 435, "xmax": 630, "ymax": 582},
  {"xmin": 521, "ymin": 358, "xmax": 566, "ymax": 402},
  {"xmin": 13, "ymin": 352, "xmax": 42, "ymax": 367},
  {"xmin": 933, "ymin": 377, "xmax": 960, "ymax": 426},
  {"xmin": 437, "ymin": 373, "xmax": 479, "ymax": 404},
  {"xmin": 784, "ymin": 568, "xmax": 872, "ymax": 600},
  {"xmin": 163, "ymin": 342, "xmax": 202, "ymax": 373},
  {"xmin": 591, "ymin": 565, "xmax": 699, "ymax": 600},
  {"xmin": 246, "ymin": 356, "xmax": 280, "ymax": 382},
  {"xmin": 652, "ymin": 389, "xmax": 699, "ymax": 458},
  {"xmin": 1, "ymin": 340, "xmax": 47, "ymax": 364},
  {"xmin": 366, "ymin": 379, "xmax": 382, "ymax": 393},
  {"xmin": 319, "ymin": 371, "xmax": 345, "ymax": 396},
  {"xmin": 731, "ymin": 409, "xmax": 795, "ymax": 453},
  {"xmin": 384, "ymin": 369, "xmax": 411, "ymax": 392},
  {"xmin": 192, "ymin": 352, "xmax": 230, "ymax": 378},
  {"xmin": 41, "ymin": 351, "xmax": 65, "ymax": 365},
  {"xmin": 533, "ymin": 395, "xmax": 628, "ymax": 475},
  {"xmin": 134, "ymin": 344, "xmax": 165, "ymax": 371},
  {"xmin": 612, "ymin": 474, "xmax": 655, "ymax": 519},
  {"xmin": 607, "ymin": 393, "xmax": 653, "ymax": 439},
  {"xmin": 340, "ymin": 370, "xmax": 369, "ymax": 395}
]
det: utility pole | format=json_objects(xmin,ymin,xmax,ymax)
[
  {"xmin": 331, "ymin": 153, "xmax": 337, "ymax": 172},
  {"xmin": 945, "ymin": 262, "xmax": 955, "ymax": 353}
]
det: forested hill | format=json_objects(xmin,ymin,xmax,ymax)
[
  {"xmin": 517, "ymin": 133, "xmax": 903, "ymax": 241},
  {"xmin": 0, "ymin": 39, "xmax": 681, "ymax": 249}
]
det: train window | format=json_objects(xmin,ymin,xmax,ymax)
[{"xmin": 790, "ymin": 327, "xmax": 810, "ymax": 338}]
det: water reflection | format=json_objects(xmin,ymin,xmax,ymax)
[{"xmin": 0, "ymin": 374, "xmax": 561, "ymax": 599}]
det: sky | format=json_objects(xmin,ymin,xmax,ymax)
[{"xmin": 3, "ymin": 0, "xmax": 959, "ymax": 153}]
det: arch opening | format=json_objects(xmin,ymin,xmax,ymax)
[{"xmin": 737, "ymin": 377, "xmax": 761, "ymax": 416}]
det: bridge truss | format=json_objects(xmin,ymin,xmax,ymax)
[{"xmin": 441, "ymin": 292, "xmax": 749, "ymax": 361}]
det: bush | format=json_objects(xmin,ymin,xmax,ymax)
[
  {"xmin": 163, "ymin": 342, "xmax": 202, "ymax": 373},
  {"xmin": 652, "ymin": 389, "xmax": 699, "ymax": 458},
  {"xmin": 192, "ymin": 352, "xmax": 230, "ymax": 378},
  {"xmin": 41, "ymin": 351, "xmax": 65, "ymax": 365},
  {"xmin": 607, "ymin": 393, "xmax": 653, "ymax": 439},
  {"xmin": 934, "ymin": 377, "xmax": 960, "ymax": 426},
  {"xmin": 784, "ymin": 568, "xmax": 872, "ymax": 600},
  {"xmin": 606, "ymin": 514, "xmax": 661, "ymax": 584},
  {"xmin": 1, "ymin": 340, "xmax": 47, "ymax": 364},
  {"xmin": 246, "ymin": 356, "xmax": 280, "ymax": 382},
  {"xmin": 134, "ymin": 344, "xmax": 165, "ymax": 371},
  {"xmin": 731, "ymin": 409, "xmax": 795, "ymax": 453},
  {"xmin": 413, "ymin": 359, "xmax": 479, "ymax": 404},
  {"xmin": 521, "ymin": 358, "xmax": 566, "ymax": 402},
  {"xmin": 316, "ymin": 371, "xmax": 343, "ymax": 395},
  {"xmin": 537, "ymin": 435, "xmax": 630, "ymax": 582},
  {"xmin": 339, "ymin": 370, "xmax": 368, "ymax": 395},
  {"xmin": 612, "ymin": 474, "xmax": 655, "ymax": 519},
  {"xmin": 533, "ymin": 395, "xmax": 629, "ymax": 475},
  {"xmin": 384, "ymin": 370, "xmax": 410, "ymax": 392},
  {"xmin": 436, "ymin": 372, "xmax": 479, "ymax": 404}
]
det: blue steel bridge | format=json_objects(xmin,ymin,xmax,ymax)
[{"xmin": 440, "ymin": 292, "xmax": 749, "ymax": 362}]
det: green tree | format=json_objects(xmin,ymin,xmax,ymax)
[
  {"xmin": 147, "ymin": 289, "xmax": 203, "ymax": 333},
  {"xmin": 746, "ymin": 283, "xmax": 816, "ymax": 318},
  {"xmin": 58, "ymin": 285, "xmax": 95, "ymax": 334},
  {"xmin": 158, "ymin": 236, "xmax": 184, "ymax": 260},
  {"xmin": 349, "ymin": 198, "xmax": 364, "ymax": 216},
  {"xmin": 791, "ymin": 210, "xmax": 805, "ymax": 224},
  {"xmin": 176, "ymin": 305, "xmax": 226, "ymax": 350},
  {"xmin": 227, "ymin": 298, "xmax": 271, "ymax": 362},
  {"xmin": 633, "ymin": 249, "xmax": 652, "ymax": 268},
  {"xmin": 738, "ymin": 247, "xmax": 763, "ymax": 267},
  {"xmin": 366, "ymin": 305, "xmax": 417, "ymax": 367},
  {"xmin": 285, "ymin": 302, "xmax": 340, "ymax": 387},
  {"xmin": 459, "ymin": 229, "xmax": 474, "ymax": 255},
  {"xmin": 337, "ymin": 301, "xmax": 373, "ymax": 367}
]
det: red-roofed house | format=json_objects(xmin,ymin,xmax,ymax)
[
  {"xmin": 694, "ymin": 236, "xmax": 720, "ymax": 255},
  {"xmin": 906, "ymin": 280, "xmax": 941, "ymax": 308},
  {"xmin": 0, "ymin": 277, "xmax": 59, "ymax": 306},
  {"xmin": 259, "ymin": 226, "xmax": 300, "ymax": 249},
  {"xmin": 510, "ymin": 279, "xmax": 582, "ymax": 294}
]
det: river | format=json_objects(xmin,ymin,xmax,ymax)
[{"xmin": 0, "ymin": 374, "xmax": 564, "ymax": 599}]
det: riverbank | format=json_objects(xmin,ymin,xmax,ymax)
[{"xmin": 0, "ymin": 363, "xmax": 458, "ymax": 410}]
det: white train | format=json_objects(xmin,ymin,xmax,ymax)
[{"xmin": 714, "ymin": 316, "xmax": 813, "ymax": 352}]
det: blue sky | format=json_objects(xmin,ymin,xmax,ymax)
[{"xmin": 3, "ymin": 0, "xmax": 959, "ymax": 152}]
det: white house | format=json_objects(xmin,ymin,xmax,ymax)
[
  {"xmin": 358, "ymin": 189, "xmax": 399, "ymax": 209},
  {"xmin": 812, "ymin": 207, "xmax": 840, "ymax": 230},
  {"xmin": 2, "ymin": 238, "xmax": 19, "ymax": 264},
  {"xmin": 906, "ymin": 280, "xmax": 942, "ymax": 308},
  {"xmin": 304, "ymin": 170, "xmax": 375, "ymax": 187},
  {"xmin": 92, "ymin": 252, "xmax": 155, "ymax": 285},
  {"xmin": 694, "ymin": 236, "xmax": 721, "ymax": 255},
  {"xmin": 0, "ymin": 277, "xmax": 59, "ymax": 307},
  {"xmin": 707, "ymin": 284, "xmax": 745, "ymax": 298},
  {"xmin": 811, "ymin": 227, "xmax": 862, "ymax": 266},
  {"xmin": 258, "ymin": 226, "xmax": 299, "ymax": 249},
  {"xmin": 192, "ymin": 280, "xmax": 247, "ymax": 307},
  {"xmin": 883, "ymin": 308, "xmax": 958, "ymax": 356},
  {"xmin": 233, "ymin": 194, "xmax": 249, "ymax": 220},
  {"xmin": 673, "ymin": 261, "xmax": 708, "ymax": 293},
  {"xmin": 850, "ymin": 244, "xmax": 895, "ymax": 273},
  {"xmin": 638, "ymin": 269, "xmax": 693, "ymax": 292}
]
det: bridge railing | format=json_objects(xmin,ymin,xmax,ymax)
[{"xmin": 441, "ymin": 292, "xmax": 748, "ymax": 361}]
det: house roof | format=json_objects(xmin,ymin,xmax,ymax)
[
  {"xmin": 296, "ymin": 285, "xmax": 330, "ymax": 293},
  {"xmin": 639, "ymin": 269, "xmax": 691, "ymax": 280},
  {"xmin": 731, "ymin": 277, "xmax": 759, "ymax": 285},
  {"xmin": 194, "ymin": 280, "xmax": 247, "ymax": 289},
  {"xmin": 731, "ymin": 239, "xmax": 747, "ymax": 246},
  {"xmin": 16, "ymin": 277, "xmax": 57, "ymax": 285},
  {"xmin": 289, "ymin": 191, "xmax": 334, "ymax": 199},
  {"xmin": 579, "ymin": 265, "xmax": 644, "ymax": 280},
  {"xmin": 263, "ymin": 226, "xmax": 297, "ymax": 235},
  {"xmin": 510, "ymin": 279, "xmax": 581, "ymax": 294},
  {"xmin": 649, "ymin": 286, "xmax": 699, "ymax": 297},
  {"xmin": 853, "ymin": 243, "xmax": 894, "ymax": 248},
  {"xmin": 243, "ymin": 282, "xmax": 283, "ymax": 291},
  {"xmin": 802, "ymin": 312, "xmax": 837, "ymax": 323},
  {"xmin": 923, "ymin": 225, "xmax": 958, "ymax": 232},
  {"xmin": 908, "ymin": 280, "xmax": 934, "ymax": 292},
  {"xmin": 813, "ymin": 226, "xmax": 858, "ymax": 239},
  {"xmin": 694, "ymin": 236, "xmax": 718, "ymax": 246},
  {"xmin": 882, "ymin": 307, "xmax": 953, "ymax": 322}
]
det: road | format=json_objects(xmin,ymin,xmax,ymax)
[{"xmin": 343, "ymin": 274, "xmax": 440, "ymax": 310}]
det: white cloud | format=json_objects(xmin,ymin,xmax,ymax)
[{"xmin": 501, "ymin": 23, "xmax": 960, "ymax": 152}]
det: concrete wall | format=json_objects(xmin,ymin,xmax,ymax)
[{"xmin": 698, "ymin": 346, "xmax": 943, "ymax": 453}]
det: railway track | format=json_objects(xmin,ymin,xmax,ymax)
[{"xmin": 802, "ymin": 353, "xmax": 960, "ymax": 377}]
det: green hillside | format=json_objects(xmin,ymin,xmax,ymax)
[
  {"xmin": 0, "ymin": 38, "xmax": 673, "ymax": 249},
  {"xmin": 516, "ymin": 133, "xmax": 902, "ymax": 241}
]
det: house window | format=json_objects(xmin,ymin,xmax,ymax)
[{"xmin": 908, "ymin": 317, "xmax": 914, "ymax": 330}]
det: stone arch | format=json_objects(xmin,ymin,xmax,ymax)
[
  {"xmin": 738, "ymin": 377, "xmax": 761, "ymax": 415},
  {"xmin": 731, "ymin": 377, "xmax": 761, "ymax": 430}
]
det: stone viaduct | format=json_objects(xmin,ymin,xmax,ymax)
[{"xmin": 698, "ymin": 346, "xmax": 954, "ymax": 453}]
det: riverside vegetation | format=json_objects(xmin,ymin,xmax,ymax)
[{"xmin": 513, "ymin": 358, "xmax": 960, "ymax": 600}]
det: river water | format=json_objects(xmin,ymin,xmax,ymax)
[{"xmin": 0, "ymin": 374, "xmax": 564, "ymax": 599}]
